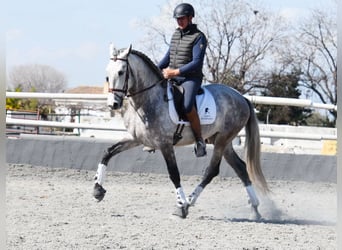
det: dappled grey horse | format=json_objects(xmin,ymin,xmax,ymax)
[{"xmin": 93, "ymin": 44, "xmax": 269, "ymax": 219}]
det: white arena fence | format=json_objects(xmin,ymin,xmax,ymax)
[
  {"xmin": 5, "ymin": 92, "xmax": 338, "ymax": 111},
  {"xmin": 6, "ymin": 92, "xmax": 337, "ymax": 141}
]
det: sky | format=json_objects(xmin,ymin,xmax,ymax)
[{"xmin": 4, "ymin": 0, "xmax": 332, "ymax": 89}]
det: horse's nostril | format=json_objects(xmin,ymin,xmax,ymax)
[
  {"xmin": 113, "ymin": 103, "xmax": 121, "ymax": 110},
  {"xmin": 113, "ymin": 97, "xmax": 123, "ymax": 110}
]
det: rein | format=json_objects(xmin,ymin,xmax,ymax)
[
  {"xmin": 127, "ymin": 79, "xmax": 165, "ymax": 97},
  {"xmin": 110, "ymin": 57, "xmax": 165, "ymax": 97}
]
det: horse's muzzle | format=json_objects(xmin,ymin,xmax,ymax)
[{"xmin": 112, "ymin": 94, "xmax": 123, "ymax": 110}]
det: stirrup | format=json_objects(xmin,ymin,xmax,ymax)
[{"xmin": 194, "ymin": 139, "xmax": 206, "ymax": 157}]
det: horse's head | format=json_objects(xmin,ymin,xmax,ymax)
[{"xmin": 106, "ymin": 43, "xmax": 132, "ymax": 110}]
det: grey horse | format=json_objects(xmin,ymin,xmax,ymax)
[{"xmin": 93, "ymin": 44, "xmax": 269, "ymax": 219}]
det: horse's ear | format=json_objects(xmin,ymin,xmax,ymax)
[
  {"xmin": 122, "ymin": 44, "xmax": 132, "ymax": 57},
  {"xmin": 109, "ymin": 42, "xmax": 118, "ymax": 59}
]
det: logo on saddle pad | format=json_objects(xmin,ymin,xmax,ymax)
[{"xmin": 167, "ymin": 82, "xmax": 216, "ymax": 125}]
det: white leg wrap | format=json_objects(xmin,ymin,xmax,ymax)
[
  {"xmin": 246, "ymin": 185, "xmax": 259, "ymax": 207},
  {"xmin": 176, "ymin": 187, "xmax": 188, "ymax": 208},
  {"xmin": 94, "ymin": 163, "xmax": 107, "ymax": 185},
  {"xmin": 188, "ymin": 186, "xmax": 203, "ymax": 206}
]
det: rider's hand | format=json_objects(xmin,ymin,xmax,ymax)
[{"xmin": 162, "ymin": 68, "xmax": 180, "ymax": 79}]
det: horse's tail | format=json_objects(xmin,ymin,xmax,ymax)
[{"xmin": 244, "ymin": 98, "xmax": 269, "ymax": 194}]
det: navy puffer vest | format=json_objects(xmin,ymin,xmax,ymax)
[{"xmin": 169, "ymin": 24, "xmax": 203, "ymax": 78}]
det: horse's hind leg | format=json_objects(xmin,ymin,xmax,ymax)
[
  {"xmin": 188, "ymin": 143, "xmax": 224, "ymax": 206},
  {"xmin": 223, "ymin": 144, "xmax": 261, "ymax": 220}
]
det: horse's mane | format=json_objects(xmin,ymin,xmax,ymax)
[{"xmin": 130, "ymin": 49, "xmax": 164, "ymax": 79}]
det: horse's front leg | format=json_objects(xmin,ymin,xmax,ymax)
[
  {"xmin": 93, "ymin": 139, "xmax": 140, "ymax": 201},
  {"xmin": 160, "ymin": 145, "xmax": 189, "ymax": 218}
]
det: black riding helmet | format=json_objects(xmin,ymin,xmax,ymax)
[{"xmin": 173, "ymin": 3, "xmax": 195, "ymax": 18}]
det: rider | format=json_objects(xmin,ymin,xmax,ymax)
[{"xmin": 158, "ymin": 3, "xmax": 207, "ymax": 157}]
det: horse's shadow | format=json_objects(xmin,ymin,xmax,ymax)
[{"xmin": 197, "ymin": 215, "xmax": 335, "ymax": 226}]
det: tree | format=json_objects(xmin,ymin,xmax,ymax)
[
  {"xmin": 137, "ymin": 0, "xmax": 289, "ymax": 94},
  {"xmin": 8, "ymin": 63, "xmax": 67, "ymax": 93},
  {"xmin": 7, "ymin": 64, "xmax": 66, "ymax": 115},
  {"xmin": 6, "ymin": 85, "xmax": 40, "ymax": 112},
  {"xmin": 6, "ymin": 86, "xmax": 22, "ymax": 110},
  {"xmin": 284, "ymin": 7, "xmax": 337, "ymax": 124},
  {"xmin": 305, "ymin": 112, "xmax": 334, "ymax": 127},
  {"xmin": 196, "ymin": 0, "xmax": 288, "ymax": 94},
  {"xmin": 256, "ymin": 70, "xmax": 312, "ymax": 125},
  {"xmin": 137, "ymin": 0, "xmax": 336, "ymax": 125},
  {"xmin": 136, "ymin": 0, "xmax": 182, "ymax": 64}
]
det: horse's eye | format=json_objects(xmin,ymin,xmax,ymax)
[{"xmin": 118, "ymin": 71, "xmax": 124, "ymax": 76}]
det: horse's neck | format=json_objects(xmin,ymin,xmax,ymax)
[
  {"xmin": 121, "ymin": 84, "xmax": 166, "ymax": 130},
  {"xmin": 130, "ymin": 54, "xmax": 161, "ymax": 85},
  {"xmin": 129, "ymin": 55, "xmax": 165, "ymax": 107},
  {"xmin": 128, "ymin": 79, "xmax": 165, "ymax": 109}
]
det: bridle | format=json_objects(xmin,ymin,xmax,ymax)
[{"xmin": 108, "ymin": 56, "xmax": 164, "ymax": 98}]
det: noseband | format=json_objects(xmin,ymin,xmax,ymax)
[{"xmin": 109, "ymin": 57, "xmax": 164, "ymax": 98}]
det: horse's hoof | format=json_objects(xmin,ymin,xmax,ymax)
[
  {"xmin": 250, "ymin": 205, "xmax": 262, "ymax": 221},
  {"xmin": 187, "ymin": 196, "xmax": 195, "ymax": 206},
  {"xmin": 93, "ymin": 183, "xmax": 106, "ymax": 202},
  {"xmin": 172, "ymin": 204, "xmax": 189, "ymax": 219}
]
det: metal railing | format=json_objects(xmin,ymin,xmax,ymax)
[
  {"xmin": 6, "ymin": 92, "xmax": 337, "ymax": 140},
  {"xmin": 6, "ymin": 91, "xmax": 337, "ymax": 110}
]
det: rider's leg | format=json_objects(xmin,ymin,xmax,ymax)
[
  {"xmin": 185, "ymin": 107, "xmax": 206, "ymax": 157},
  {"xmin": 182, "ymin": 79, "xmax": 206, "ymax": 157}
]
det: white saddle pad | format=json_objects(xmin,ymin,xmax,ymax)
[{"xmin": 167, "ymin": 82, "xmax": 216, "ymax": 125}]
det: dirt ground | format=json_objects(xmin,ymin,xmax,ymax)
[{"xmin": 6, "ymin": 164, "xmax": 336, "ymax": 249}]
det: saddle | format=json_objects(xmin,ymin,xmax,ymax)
[
  {"xmin": 166, "ymin": 80, "xmax": 216, "ymax": 145},
  {"xmin": 166, "ymin": 80, "xmax": 216, "ymax": 126}
]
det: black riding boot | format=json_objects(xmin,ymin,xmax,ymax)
[{"xmin": 186, "ymin": 107, "xmax": 206, "ymax": 157}]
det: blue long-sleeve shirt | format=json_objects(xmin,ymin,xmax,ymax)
[{"xmin": 158, "ymin": 33, "xmax": 206, "ymax": 77}]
